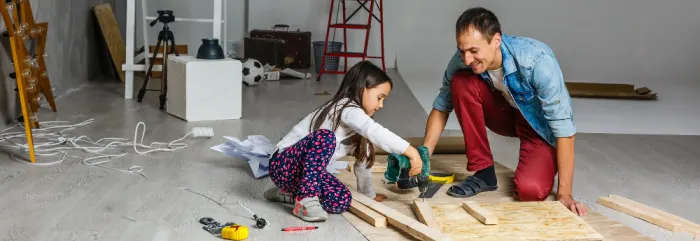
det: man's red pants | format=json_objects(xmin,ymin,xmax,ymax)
[{"xmin": 451, "ymin": 70, "xmax": 557, "ymax": 201}]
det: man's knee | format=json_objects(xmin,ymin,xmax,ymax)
[{"xmin": 514, "ymin": 178, "xmax": 553, "ymax": 201}]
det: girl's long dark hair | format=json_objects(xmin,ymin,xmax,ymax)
[{"xmin": 309, "ymin": 61, "xmax": 392, "ymax": 168}]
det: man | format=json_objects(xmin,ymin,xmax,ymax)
[{"xmin": 422, "ymin": 7, "xmax": 587, "ymax": 216}]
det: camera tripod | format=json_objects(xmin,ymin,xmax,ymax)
[{"xmin": 137, "ymin": 10, "xmax": 179, "ymax": 110}]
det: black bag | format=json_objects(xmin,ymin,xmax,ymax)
[{"xmin": 243, "ymin": 37, "xmax": 285, "ymax": 68}]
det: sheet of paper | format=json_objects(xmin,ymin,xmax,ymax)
[{"xmin": 212, "ymin": 135, "xmax": 277, "ymax": 179}]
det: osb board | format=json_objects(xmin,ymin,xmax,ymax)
[
  {"xmin": 94, "ymin": 4, "xmax": 125, "ymax": 82},
  {"xmin": 338, "ymin": 155, "xmax": 652, "ymax": 241},
  {"xmin": 432, "ymin": 201, "xmax": 603, "ymax": 240}
]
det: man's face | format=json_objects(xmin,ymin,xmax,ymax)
[{"xmin": 456, "ymin": 26, "xmax": 501, "ymax": 74}]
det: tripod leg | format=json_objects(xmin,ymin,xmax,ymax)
[
  {"xmin": 138, "ymin": 35, "xmax": 164, "ymax": 103},
  {"xmin": 159, "ymin": 34, "xmax": 169, "ymax": 110},
  {"xmin": 168, "ymin": 31, "xmax": 179, "ymax": 56}
]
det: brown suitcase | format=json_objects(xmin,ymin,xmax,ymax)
[
  {"xmin": 244, "ymin": 37, "xmax": 285, "ymax": 67},
  {"xmin": 250, "ymin": 24, "xmax": 312, "ymax": 69}
]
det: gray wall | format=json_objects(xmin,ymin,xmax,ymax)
[{"xmin": 0, "ymin": 0, "xmax": 110, "ymax": 128}]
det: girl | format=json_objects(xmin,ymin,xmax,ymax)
[{"xmin": 263, "ymin": 61, "xmax": 422, "ymax": 222}]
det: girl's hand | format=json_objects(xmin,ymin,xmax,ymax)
[
  {"xmin": 409, "ymin": 157, "xmax": 422, "ymax": 176},
  {"xmin": 403, "ymin": 146, "xmax": 422, "ymax": 177}
]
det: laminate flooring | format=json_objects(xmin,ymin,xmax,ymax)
[{"xmin": 0, "ymin": 69, "xmax": 698, "ymax": 241}]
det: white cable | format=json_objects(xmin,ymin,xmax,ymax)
[{"xmin": 0, "ymin": 118, "xmax": 195, "ymax": 178}]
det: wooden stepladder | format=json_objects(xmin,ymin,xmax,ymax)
[{"xmin": 0, "ymin": 0, "xmax": 58, "ymax": 163}]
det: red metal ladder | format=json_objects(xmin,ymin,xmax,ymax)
[{"xmin": 316, "ymin": 0, "xmax": 385, "ymax": 81}]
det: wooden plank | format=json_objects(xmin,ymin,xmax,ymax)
[
  {"xmin": 94, "ymin": 4, "xmax": 126, "ymax": 82},
  {"xmin": 598, "ymin": 194, "xmax": 700, "ymax": 238},
  {"xmin": 349, "ymin": 200, "xmax": 387, "ymax": 228},
  {"xmin": 413, "ymin": 200, "xmax": 441, "ymax": 229},
  {"xmin": 350, "ymin": 190, "xmax": 452, "ymax": 241},
  {"xmin": 461, "ymin": 201, "xmax": 497, "ymax": 225},
  {"xmin": 433, "ymin": 201, "xmax": 604, "ymax": 240}
]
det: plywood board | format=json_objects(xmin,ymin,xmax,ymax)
[
  {"xmin": 433, "ymin": 201, "xmax": 603, "ymax": 240},
  {"xmin": 337, "ymin": 153, "xmax": 653, "ymax": 241},
  {"xmin": 93, "ymin": 4, "xmax": 125, "ymax": 82}
]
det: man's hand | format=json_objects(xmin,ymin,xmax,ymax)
[
  {"xmin": 559, "ymin": 195, "xmax": 587, "ymax": 216},
  {"xmin": 374, "ymin": 194, "xmax": 387, "ymax": 202}
]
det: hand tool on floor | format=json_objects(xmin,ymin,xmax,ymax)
[
  {"xmin": 385, "ymin": 145, "xmax": 431, "ymax": 189},
  {"xmin": 181, "ymin": 187, "xmax": 267, "ymax": 229},
  {"xmin": 199, "ymin": 217, "xmax": 249, "ymax": 240}
]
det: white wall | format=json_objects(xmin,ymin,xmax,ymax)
[{"xmin": 133, "ymin": 0, "xmax": 247, "ymax": 57}]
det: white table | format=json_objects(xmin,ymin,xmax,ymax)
[{"xmin": 166, "ymin": 55, "xmax": 242, "ymax": 121}]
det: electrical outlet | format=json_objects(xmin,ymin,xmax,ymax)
[{"xmin": 192, "ymin": 127, "xmax": 215, "ymax": 137}]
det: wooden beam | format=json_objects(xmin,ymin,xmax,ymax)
[
  {"xmin": 598, "ymin": 194, "xmax": 700, "ymax": 239},
  {"xmin": 350, "ymin": 191, "xmax": 452, "ymax": 241},
  {"xmin": 349, "ymin": 200, "xmax": 387, "ymax": 228},
  {"xmin": 412, "ymin": 200, "xmax": 441, "ymax": 230},
  {"xmin": 462, "ymin": 201, "xmax": 498, "ymax": 225}
]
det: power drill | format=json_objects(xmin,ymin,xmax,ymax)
[{"xmin": 384, "ymin": 145, "xmax": 431, "ymax": 190}]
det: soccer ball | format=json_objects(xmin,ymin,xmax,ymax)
[{"xmin": 242, "ymin": 58, "xmax": 264, "ymax": 86}]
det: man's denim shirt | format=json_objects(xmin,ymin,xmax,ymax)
[{"xmin": 433, "ymin": 34, "xmax": 575, "ymax": 147}]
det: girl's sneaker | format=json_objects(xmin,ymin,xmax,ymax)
[
  {"xmin": 263, "ymin": 187, "xmax": 294, "ymax": 204},
  {"xmin": 293, "ymin": 196, "xmax": 328, "ymax": 222}
]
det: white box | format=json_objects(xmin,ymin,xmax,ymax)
[{"xmin": 166, "ymin": 55, "xmax": 242, "ymax": 121}]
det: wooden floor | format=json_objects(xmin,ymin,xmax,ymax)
[{"xmin": 337, "ymin": 154, "xmax": 653, "ymax": 241}]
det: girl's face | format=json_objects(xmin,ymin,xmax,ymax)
[{"xmin": 361, "ymin": 82, "xmax": 392, "ymax": 117}]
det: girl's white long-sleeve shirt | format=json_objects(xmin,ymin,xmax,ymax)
[{"xmin": 273, "ymin": 98, "xmax": 410, "ymax": 198}]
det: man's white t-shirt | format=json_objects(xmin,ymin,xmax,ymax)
[{"xmin": 487, "ymin": 67, "xmax": 517, "ymax": 108}]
